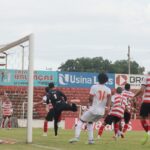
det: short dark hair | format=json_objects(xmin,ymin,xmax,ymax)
[
  {"xmin": 116, "ymin": 87, "xmax": 122, "ymax": 94},
  {"xmin": 125, "ymin": 83, "xmax": 130, "ymax": 91},
  {"xmin": 48, "ymin": 82, "xmax": 55, "ymax": 89},
  {"xmin": 98, "ymin": 73, "xmax": 108, "ymax": 84}
]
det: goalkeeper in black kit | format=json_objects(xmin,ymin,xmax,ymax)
[{"xmin": 46, "ymin": 82, "xmax": 78, "ymax": 136}]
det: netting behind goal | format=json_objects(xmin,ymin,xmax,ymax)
[{"xmin": 0, "ymin": 34, "xmax": 34, "ymax": 143}]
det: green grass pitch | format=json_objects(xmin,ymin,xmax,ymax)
[{"xmin": 0, "ymin": 128, "xmax": 149, "ymax": 150}]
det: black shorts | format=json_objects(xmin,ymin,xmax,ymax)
[
  {"xmin": 105, "ymin": 115, "xmax": 121, "ymax": 125},
  {"xmin": 124, "ymin": 112, "xmax": 131, "ymax": 124},
  {"xmin": 140, "ymin": 103, "xmax": 150, "ymax": 117},
  {"xmin": 45, "ymin": 108, "xmax": 54, "ymax": 121}
]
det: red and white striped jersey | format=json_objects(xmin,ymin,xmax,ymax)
[
  {"xmin": 109, "ymin": 94, "xmax": 127, "ymax": 118},
  {"xmin": 122, "ymin": 90, "xmax": 134, "ymax": 113},
  {"xmin": 142, "ymin": 75, "xmax": 150, "ymax": 103},
  {"xmin": 2, "ymin": 100, "xmax": 13, "ymax": 116}
]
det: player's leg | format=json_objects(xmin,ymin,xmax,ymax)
[
  {"xmin": 123, "ymin": 112, "xmax": 131, "ymax": 133},
  {"xmin": 141, "ymin": 117, "xmax": 149, "ymax": 145},
  {"xmin": 7, "ymin": 116, "xmax": 11, "ymax": 129},
  {"xmin": 140, "ymin": 103, "xmax": 148, "ymax": 132},
  {"xmin": 69, "ymin": 110, "xmax": 92, "ymax": 143},
  {"xmin": 43, "ymin": 119, "xmax": 48, "ymax": 136},
  {"xmin": 69, "ymin": 119, "xmax": 84, "ymax": 143},
  {"xmin": 139, "ymin": 103, "xmax": 150, "ymax": 145},
  {"xmin": 1, "ymin": 116, "xmax": 6, "ymax": 128},
  {"xmin": 54, "ymin": 119, "xmax": 58, "ymax": 136},
  {"xmin": 60, "ymin": 102, "xmax": 78, "ymax": 112},
  {"xmin": 116, "ymin": 120, "xmax": 124, "ymax": 138},
  {"xmin": 98, "ymin": 115, "xmax": 112, "ymax": 138},
  {"xmin": 148, "ymin": 114, "xmax": 150, "ymax": 135},
  {"xmin": 87, "ymin": 122, "xmax": 94, "ymax": 144},
  {"xmin": 43, "ymin": 109, "xmax": 54, "ymax": 136},
  {"xmin": 113, "ymin": 116, "xmax": 121, "ymax": 140},
  {"xmin": 53, "ymin": 110, "xmax": 61, "ymax": 136}
]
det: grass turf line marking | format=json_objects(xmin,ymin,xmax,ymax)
[{"xmin": 31, "ymin": 143, "xmax": 63, "ymax": 150}]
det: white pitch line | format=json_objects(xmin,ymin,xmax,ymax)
[
  {"xmin": 0, "ymin": 137, "xmax": 62, "ymax": 150},
  {"xmin": 31, "ymin": 143, "xmax": 63, "ymax": 150}
]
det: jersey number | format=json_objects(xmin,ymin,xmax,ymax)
[
  {"xmin": 53, "ymin": 94, "xmax": 57, "ymax": 99},
  {"xmin": 98, "ymin": 91, "xmax": 106, "ymax": 101}
]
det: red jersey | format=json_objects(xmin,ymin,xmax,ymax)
[
  {"xmin": 2, "ymin": 100, "xmax": 13, "ymax": 116},
  {"xmin": 122, "ymin": 90, "xmax": 134, "ymax": 113},
  {"xmin": 142, "ymin": 75, "xmax": 150, "ymax": 103},
  {"xmin": 109, "ymin": 94, "xmax": 127, "ymax": 118}
]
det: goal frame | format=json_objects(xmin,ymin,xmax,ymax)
[{"xmin": 0, "ymin": 34, "xmax": 34, "ymax": 143}]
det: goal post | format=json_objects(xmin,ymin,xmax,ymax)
[{"xmin": 0, "ymin": 34, "xmax": 34, "ymax": 143}]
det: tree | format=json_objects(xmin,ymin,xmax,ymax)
[
  {"xmin": 58, "ymin": 57, "xmax": 145, "ymax": 74},
  {"xmin": 111, "ymin": 60, "xmax": 144, "ymax": 74}
]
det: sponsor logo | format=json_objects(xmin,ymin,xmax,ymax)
[
  {"xmin": 58, "ymin": 72, "xmax": 115, "ymax": 88},
  {"xmin": 129, "ymin": 75, "xmax": 144, "ymax": 84},
  {"xmin": 59, "ymin": 73, "xmax": 93, "ymax": 85},
  {"xmin": 116, "ymin": 75, "xmax": 128, "ymax": 86},
  {"xmin": 59, "ymin": 74, "xmax": 69, "ymax": 85}
]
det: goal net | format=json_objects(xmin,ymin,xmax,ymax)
[{"xmin": 0, "ymin": 34, "xmax": 34, "ymax": 143}]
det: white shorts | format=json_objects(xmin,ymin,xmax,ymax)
[{"xmin": 80, "ymin": 110, "xmax": 103, "ymax": 122}]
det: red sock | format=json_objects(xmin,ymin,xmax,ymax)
[
  {"xmin": 141, "ymin": 120, "xmax": 148, "ymax": 132},
  {"xmin": 123, "ymin": 124, "xmax": 128, "ymax": 133},
  {"xmin": 148, "ymin": 124, "xmax": 150, "ymax": 132},
  {"xmin": 98, "ymin": 125, "xmax": 105, "ymax": 136},
  {"xmin": 1, "ymin": 119, "xmax": 5, "ymax": 128},
  {"xmin": 44, "ymin": 121, "xmax": 48, "ymax": 132},
  {"xmin": 8, "ymin": 120, "xmax": 11, "ymax": 128},
  {"xmin": 114, "ymin": 124, "xmax": 119, "ymax": 135}
]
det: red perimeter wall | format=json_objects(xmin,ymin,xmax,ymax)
[
  {"xmin": 0, "ymin": 86, "xmax": 90, "ymax": 119},
  {"xmin": 0, "ymin": 86, "xmax": 142, "ymax": 120}
]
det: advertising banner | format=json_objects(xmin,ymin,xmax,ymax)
[
  {"xmin": 0, "ymin": 69, "xmax": 57, "ymax": 87},
  {"xmin": 65, "ymin": 117, "xmax": 143, "ymax": 131},
  {"xmin": 115, "ymin": 74, "xmax": 145, "ymax": 89},
  {"xmin": 58, "ymin": 71, "xmax": 115, "ymax": 88}
]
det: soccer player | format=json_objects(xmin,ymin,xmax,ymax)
[
  {"xmin": 46, "ymin": 82, "xmax": 78, "ymax": 136},
  {"xmin": 133, "ymin": 73, "xmax": 150, "ymax": 145},
  {"xmin": 118, "ymin": 83, "xmax": 135, "ymax": 138},
  {"xmin": 69, "ymin": 73, "xmax": 111, "ymax": 144},
  {"xmin": 43, "ymin": 87, "xmax": 55, "ymax": 136},
  {"xmin": 97, "ymin": 87, "xmax": 127, "ymax": 140},
  {"xmin": 1, "ymin": 94, "xmax": 13, "ymax": 129}
]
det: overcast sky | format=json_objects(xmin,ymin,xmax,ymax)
[{"xmin": 0, "ymin": 0, "xmax": 150, "ymax": 73}]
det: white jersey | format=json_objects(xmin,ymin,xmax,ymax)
[{"xmin": 89, "ymin": 84, "xmax": 111, "ymax": 115}]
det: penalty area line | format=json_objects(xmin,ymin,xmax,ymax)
[{"xmin": 31, "ymin": 143, "xmax": 63, "ymax": 150}]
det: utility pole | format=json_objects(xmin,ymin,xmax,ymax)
[
  {"xmin": 20, "ymin": 45, "xmax": 28, "ymax": 71},
  {"xmin": 127, "ymin": 45, "xmax": 131, "ymax": 74}
]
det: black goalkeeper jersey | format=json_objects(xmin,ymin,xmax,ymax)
[{"xmin": 46, "ymin": 89, "xmax": 67, "ymax": 106}]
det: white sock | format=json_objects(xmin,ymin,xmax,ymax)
[
  {"xmin": 117, "ymin": 130, "xmax": 122, "ymax": 136},
  {"xmin": 75, "ymin": 120, "xmax": 83, "ymax": 138},
  {"xmin": 87, "ymin": 123, "xmax": 93, "ymax": 141}
]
